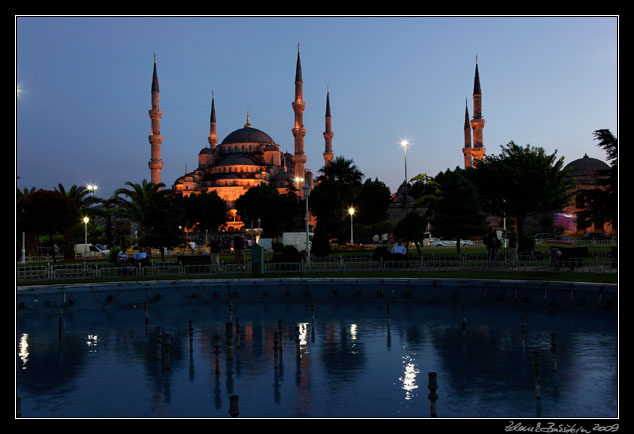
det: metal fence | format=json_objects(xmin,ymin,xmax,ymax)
[{"xmin": 16, "ymin": 251, "xmax": 617, "ymax": 282}]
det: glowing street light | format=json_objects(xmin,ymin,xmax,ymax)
[
  {"xmin": 83, "ymin": 216, "xmax": 89, "ymax": 257},
  {"xmin": 400, "ymin": 139, "xmax": 409, "ymax": 185},
  {"xmin": 86, "ymin": 184, "xmax": 98, "ymax": 196},
  {"xmin": 400, "ymin": 139, "xmax": 409, "ymax": 214},
  {"xmin": 348, "ymin": 206, "xmax": 355, "ymax": 245}
]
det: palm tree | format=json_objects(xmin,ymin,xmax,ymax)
[
  {"xmin": 112, "ymin": 180, "xmax": 165, "ymax": 238},
  {"xmin": 112, "ymin": 180, "xmax": 184, "ymax": 262},
  {"xmin": 318, "ymin": 156, "xmax": 363, "ymax": 186},
  {"xmin": 55, "ymin": 184, "xmax": 102, "ymax": 217}
]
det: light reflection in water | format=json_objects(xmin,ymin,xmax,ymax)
[
  {"xmin": 86, "ymin": 334, "xmax": 99, "ymax": 352},
  {"xmin": 15, "ymin": 300, "xmax": 617, "ymax": 418},
  {"xmin": 18, "ymin": 333, "xmax": 29, "ymax": 368},
  {"xmin": 399, "ymin": 355, "xmax": 419, "ymax": 400}
]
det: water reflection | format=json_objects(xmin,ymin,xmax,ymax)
[
  {"xmin": 15, "ymin": 301, "xmax": 617, "ymax": 418},
  {"xmin": 399, "ymin": 355, "xmax": 419, "ymax": 400}
]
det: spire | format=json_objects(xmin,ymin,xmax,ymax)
[
  {"xmin": 323, "ymin": 86, "xmax": 334, "ymax": 167},
  {"xmin": 208, "ymin": 91, "xmax": 218, "ymax": 149},
  {"xmin": 295, "ymin": 43, "xmax": 303, "ymax": 83},
  {"xmin": 473, "ymin": 57, "xmax": 481, "ymax": 96},
  {"xmin": 464, "ymin": 98, "xmax": 470, "ymax": 129},
  {"xmin": 210, "ymin": 91, "xmax": 216, "ymax": 123},
  {"xmin": 152, "ymin": 53, "xmax": 159, "ymax": 92},
  {"xmin": 244, "ymin": 110, "xmax": 252, "ymax": 128}
]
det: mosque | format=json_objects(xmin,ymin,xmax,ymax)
[
  {"xmin": 146, "ymin": 48, "xmax": 332, "ymax": 232},
  {"xmin": 145, "ymin": 50, "xmax": 613, "ymax": 237}
]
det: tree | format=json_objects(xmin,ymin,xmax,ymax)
[
  {"xmin": 408, "ymin": 173, "xmax": 441, "ymax": 218},
  {"xmin": 310, "ymin": 156, "xmax": 364, "ymax": 243},
  {"xmin": 431, "ymin": 168, "xmax": 488, "ymax": 254},
  {"xmin": 112, "ymin": 180, "xmax": 185, "ymax": 261},
  {"xmin": 469, "ymin": 142, "xmax": 574, "ymax": 240},
  {"xmin": 575, "ymin": 129, "xmax": 618, "ymax": 230},
  {"xmin": 17, "ymin": 189, "xmax": 81, "ymax": 257},
  {"xmin": 394, "ymin": 211, "xmax": 427, "ymax": 254},
  {"xmin": 356, "ymin": 178, "xmax": 391, "ymax": 226},
  {"xmin": 234, "ymin": 184, "xmax": 300, "ymax": 238},
  {"xmin": 183, "ymin": 190, "xmax": 227, "ymax": 233}
]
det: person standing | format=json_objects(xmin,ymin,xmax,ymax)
[
  {"xmin": 210, "ymin": 236, "xmax": 221, "ymax": 272},
  {"xmin": 234, "ymin": 235, "xmax": 246, "ymax": 270},
  {"xmin": 52, "ymin": 242, "xmax": 60, "ymax": 263},
  {"xmin": 507, "ymin": 225, "xmax": 519, "ymax": 266},
  {"xmin": 484, "ymin": 227, "xmax": 499, "ymax": 267}
]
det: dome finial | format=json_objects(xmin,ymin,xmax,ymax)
[{"xmin": 244, "ymin": 110, "xmax": 252, "ymax": 128}]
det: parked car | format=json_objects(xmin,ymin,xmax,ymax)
[
  {"xmin": 534, "ymin": 233, "xmax": 556, "ymax": 241},
  {"xmin": 430, "ymin": 238, "xmax": 473, "ymax": 247},
  {"xmin": 75, "ymin": 243, "xmax": 109, "ymax": 258},
  {"xmin": 581, "ymin": 232, "xmax": 614, "ymax": 241}
]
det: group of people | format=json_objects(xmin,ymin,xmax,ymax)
[
  {"xmin": 116, "ymin": 247, "xmax": 149, "ymax": 271},
  {"xmin": 483, "ymin": 225, "xmax": 519, "ymax": 266}
]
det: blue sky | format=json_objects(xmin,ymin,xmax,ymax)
[{"xmin": 16, "ymin": 16, "xmax": 618, "ymax": 199}]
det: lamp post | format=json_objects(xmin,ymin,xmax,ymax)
[
  {"xmin": 83, "ymin": 216, "xmax": 89, "ymax": 257},
  {"xmin": 400, "ymin": 139, "xmax": 409, "ymax": 215},
  {"xmin": 348, "ymin": 207, "xmax": 355, "ymax": 245},
  {"xmin": 303, "ymin": 184, "xmax": 311, "ymax": 265}
]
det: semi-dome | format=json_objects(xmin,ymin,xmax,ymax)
[
  {"xmin": 564, "ymin": 154, "xmax": 609, "ymax": 178},
  {"xmin": 221, "ymin": 126, "xmax": 275, "ymax": 145},
  {"xmin": 214, "ymin": 154, "xmax": 258, "ymax": 166}
]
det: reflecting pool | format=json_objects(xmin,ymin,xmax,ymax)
[{"xmin": 16, "ymin": 299, "xmax": 617, "ymax": 418}]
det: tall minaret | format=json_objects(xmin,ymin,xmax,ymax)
[
  {"xmin": 291, "ymin": 44, "xmax": 307, "ymax": 196},
  {"xmin": 208, "ymin": 91, "xmax": 218, "ymax": 149},
  {"xmin": 323, "ymin": 87, "xmax": 334, "ymax": 167},
  {"xmin": 462, "ymin": 99, "xmax": 473, "ymax": 168},
  {"xmin": 469, "ymin": 56, "xmax": 486, "ymax": 165},
  {"xmin": 148, "ymin": 54, "xmax": 164, "ymax": 186}
]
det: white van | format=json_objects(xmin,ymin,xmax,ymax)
[{"xmin": 74, "ymin": 243, "xmax": 109, "ymax": 258}]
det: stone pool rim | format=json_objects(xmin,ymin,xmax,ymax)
[{"xmin": 16, "ymin": 277, "xmax": 617, "ymax": 313}]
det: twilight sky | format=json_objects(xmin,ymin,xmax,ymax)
[{"xmin": 15, "ymin": 15, "xmax": 618, "ymax": 199}]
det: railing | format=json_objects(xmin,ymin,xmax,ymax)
[{"xmin": 16, "ymin": 251, "xmax": 617, "ymax": 283}]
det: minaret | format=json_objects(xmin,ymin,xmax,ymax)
[
  {"xmin": 323, "ymin": 87, "xmax": 334, "ymax": 167},
  {"xmin": 291, "ymin": 44, "xmax": 307, "ymax": 196},
  {"xmin": 470, "ymin": 56, "xmax": 486, "ymax": 165},
  {"xmin": 462, "ymin": 99, "xmax": 473, "ymax": 168},
  {"xmin": 208, "ymin": 91, "xmax": 218, "ymax": 149},
  {"xmin": 148, "ymin": 54, "xmax": 164, "ymax": 187}
]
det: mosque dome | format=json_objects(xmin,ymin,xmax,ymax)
[
  {"xmin": 564, "ymin": 154, "xmax": 609, "ymax": 178},
  {"xmin": 221, "ymin": 126, "xmax": 275, "ymax": 145},
  {"xmin": 215, "ymin": 154, "xmax": 258, "ymax": 167}
]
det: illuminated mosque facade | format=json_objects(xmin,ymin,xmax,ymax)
[{"xmin": 146, "ymin": 48, "xmax": 334, "ymax": 228}]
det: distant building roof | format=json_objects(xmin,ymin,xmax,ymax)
[{"xmin": 565, "ymin": 154, "xmax": 609, "ymax": 178}]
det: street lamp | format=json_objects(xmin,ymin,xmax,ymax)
[
  {"xmin": 303, "ymin": 184, "xmax": 311, "ymax": 265},
  {"xmin": 400, "ymin": 139, "xmax": 409, "ymax": 214},
  {"xmin": 86, "ymin": 184, "xmax": 98, "ymax": 196},
  {"xmin": 400, "ymin": 140, "xmax": 409, "ymax": 184},
  {"xmin": 83, "ymin": 216, "xmax": 89, "ymax": 257},
  {"xmin": 294, "ymin": 176, "xmax": 304, "ymax": 193},
  {"xmin": 348, "ymin": 206, "xmax": 355, "ymax": 245}
]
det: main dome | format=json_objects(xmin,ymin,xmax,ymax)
[{"xmin": 221, "ymin": 126, "xmax": 275, "ymax": 145}]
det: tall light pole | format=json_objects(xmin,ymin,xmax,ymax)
[
  {"xmin": 400, "ymin": 139, "xmax": 409, "ymax": 214},
  {"xmin": 348, "ymin": 207, "xmax": 355, "ymax": 245},
  {"xmin": 400, "ymin": 139, "xmax": 408, "ymax": 185},
  {"xmin": 83, "ymin": 216, "xmax": 89, "ymax": 257},
  {"xmin": 303, "ymin": 184, "xmax": 311, "ymax": 265}
]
